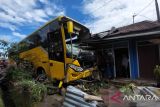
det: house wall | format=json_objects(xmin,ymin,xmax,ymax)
[
  {"xmin": 112, "ymin": 39, "xmax": 159, "ymax": 80},
  {"xmin": 137, "ymin": 44, "xmax": 159, "ymax": 80},
  {"xmin": 96, "ymin": 38, "xmax": 159, "ymax": 80}
]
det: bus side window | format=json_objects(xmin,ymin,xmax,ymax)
[{"xmin": 47, "ymin": 30, "xmax": 64, "ymax": 62}]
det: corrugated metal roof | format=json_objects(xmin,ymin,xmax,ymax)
[
  {"xmin": 63, "ymin": 86, "xmax": 97, "ymax": 107},
  {"xmin": 94, "ymin": 20, "xmax": 160, "ymax": 39},
  {"xmin": 112, "ymin": 21, "xmax": 160, "ymax": 36},
  {"xmin": 83, "ymin": 21, "xmax": 160, "ymax": 45}
]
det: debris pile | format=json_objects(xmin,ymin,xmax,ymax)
[
  {"xmin": 63, "ymin": 83, "xmax": 160, "ymax": 107},
  {"xmin": 63, "ymin": 86, "xmax": 102, "ymax": 107},
  {"xmin": 77, "ymin": 80, "xmax": 108, "ymax": 95}
]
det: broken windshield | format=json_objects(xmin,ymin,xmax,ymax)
[{"xmin": 64, "ymin": 23, "xmax": 90, "ymax": 59}]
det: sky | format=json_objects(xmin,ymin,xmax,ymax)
[{"xmin": 0, "ymin": 0, "xmax": 159, "ymax": 42}]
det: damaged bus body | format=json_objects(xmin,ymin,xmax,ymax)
[{"xmin": 10, "ymin": 16, "xmax": 92, "ymax": 85}]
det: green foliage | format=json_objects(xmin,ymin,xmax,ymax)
[
  {"xmin": 6, "ymin": 66, "xmax": 32, "ymax": 81},
  {"xmin": 82, "ymin": 81, "xmax": 108, "ymax": 95},
  {"xmin": 154, "ymin": 65, "xmax": 160, "ymax": 80},
  {"xmin": 0, "ymin": 40, "xmax": 8, "ymax": 46},
  {"xmin": 8, "ymin": 42, "xmax": 20, "ymax": 62},
  {"xmin": 4, "ymin": 58, "xmax": 47, "ymax": 107},
  {"xmin": 5, "ymin": 65, "xmax": 47, "ymax": 106},
  {"xmin": 0, "ymin": 39, "xmax": 8, "ymax": 58},
  {"xmin": 0, "ymin": 98, "xmax": 4, "ymax": 107},
  {"xmin": 18, "ymin": 80, "xmax": 47, "ymax": 102},
  {"xmin": 120, "ymin": 83, "xmax": 135, "ymax": 95},
  {"xmin": 0, "ymin": 90, "xmax": 4, "ymax": 107},
  {"xmin": 0, "ymin": 39, "xmax": 15, "ymax": 58}
]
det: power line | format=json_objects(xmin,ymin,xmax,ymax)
[
  {"xmin": 114, "ymin": 17, "xmax": 132, "ymax": 27},
  {"xmin": 115, "ymin": 0, "xmax": 124, "ymax": 6},
  {"xmin": 138, "ymin": 14, "xmax": 154, "ymax": 21},
  {"xmin": 89, "ymin": 0, "xmax": 113, "ymax": 14},
  {"xmin": 87, "ymin": 0, "xmax": 129, "ymax": 22},
  {"xmin": 84, "ymin": 0, "xmax": 113, "ymax": 24},
  {"xmin": 133, "ymin": 0, "xmax": 154, "ymax": 23},
  {"xmin": 135, "ymin": 0, "xmax": 154, "ymax": 16}
]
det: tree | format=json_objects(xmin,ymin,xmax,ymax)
[
  {"xmin": 0, "ymin": 40, "xmax": 17, "ymax": 59},
  {"xmin": 0, "ymin": 40, "xmax": 9, "ymax": 58}
]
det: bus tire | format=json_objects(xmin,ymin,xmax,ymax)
[{"xmin": 36, "ymin": 67, "xmax": 47, "ymax": 82}]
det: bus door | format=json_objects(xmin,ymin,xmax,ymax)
[{"xmin": 47, "ymin": 29, "xmax": 65, "ymax": 80}]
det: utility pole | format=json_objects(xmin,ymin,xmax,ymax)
[
  {"xmin": 132, "ymin": 14, "xmax": 136, "ymax": 24},
  {"xmin": 155, "ymin": 0, "xmax": 160, "ymax": 22}
]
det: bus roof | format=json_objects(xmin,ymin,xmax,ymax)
[{"xmin": 20, "ymin": 16, "xmax": 89, "ymax": 43}]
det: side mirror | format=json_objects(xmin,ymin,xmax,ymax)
[{"xmin": 67, "ymin": 21, "xmax": 73, "ymax": 34}]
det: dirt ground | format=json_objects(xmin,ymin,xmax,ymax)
[{"xmin": 35, "ymin": 94, "xmax": 64, "ymax": 107}]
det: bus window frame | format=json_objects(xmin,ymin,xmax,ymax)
[{"xmin": 47, "ymin": 28, "xmax": 65, "ymax": 62}]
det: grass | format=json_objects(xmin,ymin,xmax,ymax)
[
  {"xmin": 18, "ymin": 80, "xmax": 47, "ymax": 102},
  {"xmin": 6, "ymin": 65, "xmax": 32, "ymax": 81},
  {"xmin": 7, "ymin": 66, "xmax": 47, "ymax": 102},
  {"xmin": 0, "ymin": 90, "xmax": 4, "ymax": 107},
  {"xmin": 0, "ymin": 97, "xmax": 4, "ymax": 107},
  {"xmin": 3, "ymin": 65, "xmax": 47, "ymax": 107}
]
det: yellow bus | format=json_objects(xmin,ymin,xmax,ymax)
[{"xmin": 11, "ymin": 16, "xmax": 92, "ymax": 85}]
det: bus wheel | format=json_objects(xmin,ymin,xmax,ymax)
[{"xmin": 36, "ymin": 68, "xmax": 47, "ymax": 82}]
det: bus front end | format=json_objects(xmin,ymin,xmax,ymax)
[{"xmin": 61, "ymin": 16, "xmax": 93, "ymax": 83}]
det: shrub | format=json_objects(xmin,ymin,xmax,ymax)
[
  {"xmin": 154, "ymin": 65, "xmax": 160, "ymax": 81},
  {"xmin": 0, "ymin": 90, "xmax": 4, "ymax": 107},
  {"xmin": 6, "ymin": 66, "xmax": 47, "ymax": 102},
  {"xmin": 4, "ymin": 61, "xmax": 47, "ymax": 107},
  {"xmin": 6, "ymin": 66, "xmax": 32, "ymax": 81},
  {"xmin": 18, "ymin": 80, "xmax": 47, "ymax": 102}
]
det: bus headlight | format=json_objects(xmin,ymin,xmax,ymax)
[{"xmin": 68, "ymin": 64, "xmax": 83, "ymax": 72}]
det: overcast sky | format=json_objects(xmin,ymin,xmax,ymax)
[{"xmin": 0, "ymin": 0, "xmax": 159, "ymax": 42}]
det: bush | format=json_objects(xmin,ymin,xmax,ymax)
[
  {"xmin": 18, "ymin": 80, "xmax": 47, "ymax": 102},
  {"xmin": 4, "ymin": 65, "xmax": 47, "ymax": 107},
  {"xmin": 6, "ymin": 66, "xmax": 32, "ymax": 81},
  {"xmin": 154, "ymin": 65, "xmax": 160, "ymax": 81},
  {"xmin": 0, "ymin": 90, "xmax": 4, "ymax": 107}
]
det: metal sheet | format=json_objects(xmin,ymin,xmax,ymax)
[{"xmin": 63, "ymin": 86, "xmax": 97, "ymax": 107}]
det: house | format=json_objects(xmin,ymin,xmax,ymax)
[{"xmin": 85, "ymin": 20, "xmax": 160, "ymax": 80}]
